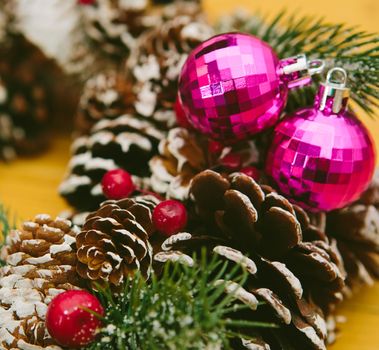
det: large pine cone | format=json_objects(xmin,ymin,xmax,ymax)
[
  {"xmin": 326, "ymin": 169, "xmax": 379, "ymax": 296},
  {"xmin": 155, "ymin": 170, "xmax": 345, "ymax": 350},
  {"xmin": 0, "ymin": 33, "xmax": 53, "ymax": 160},
  {"xmin": 0, "ymin": 214, "xmax": 81, "ymax": 349},
  {"xmin": 128, "ymin": 15, "xmax": 213, "ymax": 125},
  {"xmin": 60, "ymin": 114, "xmax": 165, "ymax": 211},
  {"xmin": 149, "ymin": 127, "xmax": 259, "ymax": 200},
  {"xmin": 76, "ymin": 195, "xmax": 159, "ymax": 286},
  {"xmin": 75, "ymin": 70, "xmax": 136, "ymax": 135}
]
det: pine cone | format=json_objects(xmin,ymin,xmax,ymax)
[
  {"xmin": 0, "ymin": 79, "xmax": 18, "ymax": 161},
  {"xmin": 10, "ymin": 0, "xmax": 100, "ymax": 77},
  {"xmin": 359, "ymin": 168, "xmax": 379, "ymax": 205},
  {"xmin": 59, "ymin": 209, "xmax": 91, "ymax": 228},
  {"xmin": 76, "ymin": 70, "xmax": 136, "ymax": 135},
  {"xmin": 0, "ymin": 33, "xmax": 53, "ymax": 160},
  {"xmin": 155, "ymin": 170, "xmax": 345, "ymax": 350},
  {"xmin": 326, "ymin": 169, "xmax": 379, "ymax": 296},
  {"xmin": 76, "ymin": 195, "xmax": 159, "ymax": 286},
  {"xmin": 60, "ymin": 114, "xmax": 165, "ymax": 211},
  {"xmin": 128, "ymin": 15, "xmax": 214, "ymax": 125},
  {"xmin": 0, "ymin": 7, "xmax": 8, "ymax": 43},
  {"xmin": 149, "ymin": 127, "xmax": 259, "ymax": 200},
  {"xmin": 0, "ymin": 214, "xmax": 81, "ymax": 349},
  {"xmin": 158, "ymin": 0, "xmax": 204, "ymax": 19},
  {"xmin": 80, "ymin": 0, "xmax": 152, "ymax": 58}
]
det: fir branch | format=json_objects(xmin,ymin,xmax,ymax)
[
  {"xmin": 217, "ymin": 11, "xmax": 379, "ymax": 116},
  {"xmin": 87, "ymin": 253, "xmax": 277, "ymax": 350},
  {"xmin": 0, "ymin": 203, "xmax": 13, "ymax": 266}
]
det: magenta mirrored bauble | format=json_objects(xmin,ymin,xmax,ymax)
[
  {"xmin": 266, "ymin": 107, "xmax": 376, "ymax": 212},
  {"xmin": 178, "ymin": 33, "xmax": 287, "ymax": 141}
]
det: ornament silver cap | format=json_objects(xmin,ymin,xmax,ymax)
[{"xmin": 317, "ymin": 68, "xmax": 350, "ymax": 114}]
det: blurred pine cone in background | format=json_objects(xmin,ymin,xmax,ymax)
[
  {"xmin": 0, "ymin": 33, "xmax": 54, "ymax": 161},
  {"xmin": 80, "ymin": 0, "xmax": 152, "ymax": 59},
  {"xmin": 0, "ymin": 2, "xmax": 81, "ymax": 161},
  {"xmin": 60, "ymin": 114, "xmax": 165, "ymax": 211},
  {"xmin": 75, "ymin": 69, "xmax": 136, "ymax": 135},
  {"xmin": 128, "ymin": 12, "xmax": 214, "ymax": 126},
  {"xmin": 62, "ymin": 0, "xmax": 213, "ymax": 214},
  {"xmin": 326, "ymin": 169, "xmax": 379, "ymax": 296}
]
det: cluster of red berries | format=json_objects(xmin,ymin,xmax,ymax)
[{"xmin": 101, "ymin": 168, "xmax": 188, "ymax": 237}]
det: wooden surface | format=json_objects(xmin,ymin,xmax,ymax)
[{"xmin": 0, "ymin": 0, "xmax": 379, "ymax": 349}]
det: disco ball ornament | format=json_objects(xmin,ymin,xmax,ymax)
[
  {"xmin": 178, "ymin": 32, "xmax": 324, "ymax": 142},
  {"xmin": 266, "ymin": 68, "xmax": 376, "ymax": 212}
]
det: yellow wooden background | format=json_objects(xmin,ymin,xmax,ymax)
[{"xmin": 0, "ymin": 0, "xmax": 379, "ymax": 349}]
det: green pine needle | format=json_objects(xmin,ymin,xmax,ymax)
[
  {"xmin": 87, "ymin": 252, "xmax": 277, "ymax": 350},
  {"xmin": 217, "ymin": 11, "xmax": 379, "ymax": 116}
]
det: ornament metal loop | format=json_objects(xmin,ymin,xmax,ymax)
[
  {"xmin": 308, "ymin": 59, "xmax": 326, "ymax": 76},
  {"xmin": 318, "ymin": 67, "xmax": 350, "ymax": 114},
  {"xmin": 280, "ymin": 54, "xmax": 325, "ymax": 89},
  {"xmin": 326, "ymin": 67, "xmax": 348, "ymax": 88}
]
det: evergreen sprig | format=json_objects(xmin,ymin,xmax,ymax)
[
  {"xmin": 218, "ymin": 11, "xmax": 379, "ymax": 115},
  {"xmin": 87, "ymin": 253, "xmax": 277, "ymax": 350},
  {"xmin": 0, "ymin": 203, "xmax": 13, "ymax": 266}
]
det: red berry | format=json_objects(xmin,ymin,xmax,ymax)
[
  {"xmin": 101, "ymin": 169, "xmax": 134, "ymax": 200},
  {"xmin": 78, "ymin": 0, "xmax": 95, "ymax": 5},
  {"xmin": 219, "ymin": 153, "xmax": 243, "ymax": 170},
  {"xmin": 208, "ymin": 140, "xmax": 224, "ymax": 155},
  {"xmin": 240, "ymin": 166, "xmax": 261, "ymax": 181},
  {"xmin": 46, "ymin": 290, "xmax": 104, "ymax": 348},
  {"xmin": 175, "ymin": 96, "xmax": 192, "ymax": 129},
  {"xmin": 153, "ymin": 200, "xmax": 188, "ymax": 236}
]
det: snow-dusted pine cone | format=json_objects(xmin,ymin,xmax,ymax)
[
  {"xmin": 128, "ymin": 15, "xmax": 214, "ymax": 126},
  {"xmin": 59, "ymin": 209, "xmax": 92, "ymax": 228},
  {"xmin": 76, "ymin": 70, "xmax": 136, "ymax": 135},
  {"xmin": 0, "ymin": 33, "xmax": 53, "ymax": 160},
  {"xmin": 149, "ymin": 127, "xmax": 259, "ymax": 200},
  {"xmin": 79, "ymin": 0, "xmax": 152, "ymax": 58},
  {"xmin": 157, "ymin": 0, "xmax": 204, "ymax": 19},
  {"xmin": 76, "ymin": 195, "xmax": 159, "ymax": 286},
  {"xmin": 326, "ymin": 169, "xmax": 379, "ymax": 296},
  {"xmin": 155, "ymin": 170, "xmax": 346, "ymax": 350},
  {"xmin": 0, "ymin": 214, "xmax": 81, "ymax": 349},
  {"xmin": 9, "ymin": 0, "xmax": 100, "ymax": 76},
  {"xmin": 60, "ymin": 114, "xmax": 165, "ymax": 211}
]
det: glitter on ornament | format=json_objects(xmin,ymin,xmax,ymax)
[
  {"xmin": 179, "ymin": 32, "xmax": 324, "ymax": 142},
  {"xmin": 266, "ymin": 68, "xmax": 376, "ymax": 212}
]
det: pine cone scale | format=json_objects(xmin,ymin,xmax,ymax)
[{"xmin": 253, "ymin": 288, "xmax": 292, "ymax": 325}]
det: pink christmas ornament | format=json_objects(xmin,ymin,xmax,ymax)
[
  {"xmin": 178, "ymin": 32, "xmax": 324, "ymax": 142},
  {"xmin": 266, "ymin": 68, "xmax": 376, "ymax": 212}
]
